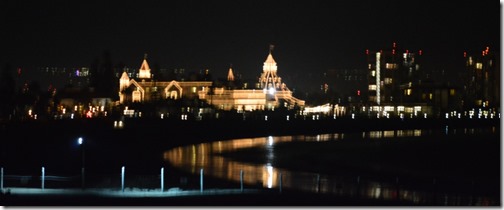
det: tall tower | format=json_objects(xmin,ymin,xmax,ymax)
[
  {"xmin": 366, "ymin": 43, "xmax": 422, "ymax": 105},
  {"xmin": 227, "ymin": 66, "xmax": 235, "ymax": 81},
  {"xmin": 259, "ymin": 47, "xmax": 284, "ymax": 94},
  {"xmin": 463, "ymin": 46, "xmax": 498, "ymax": 109}
]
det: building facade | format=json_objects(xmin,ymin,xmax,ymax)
[
  {"xmin": 463, "ymin": 46, "xmax": 500, "ymax": 110},
  {"xmin": 366, "ymin": 43, "xmax": 423, "ymax": 106},
  {"xmin": 118, "ymin": 51, "xmax": 305, "ymax": 111},
  {"xmin": 200, "ymin": 51, "xmax": 305, "ymax": 111},
  {"xmin": 119, "ymin": 58, "xmax": 211, "ymax": 104}
]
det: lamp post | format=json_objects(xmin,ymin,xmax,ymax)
[{"xmin": 78, "ymin": 137, "xmax": 85, "ymax": 189}]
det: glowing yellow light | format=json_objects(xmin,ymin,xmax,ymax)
[{"xmin": 406, "ymin": 89, "xmax": 412, "ymax": 96}]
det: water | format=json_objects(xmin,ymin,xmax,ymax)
[{"xmin": 164, "ymin": 127, "xmax": 499, "ymax": 205}]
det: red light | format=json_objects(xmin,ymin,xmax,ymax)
[
  {"xmin": 419, "ymin": 50, "xmax": 422, "ymax": 55},
  {"xmin": 406, "ymin": 49, "xmax": 409, "ymax": 54},
  {"xmin": 464, "ymin": 51, "xmax": 467, "ymax": 58},
  {"xmin": 357, "ymin": 90, "xmax": 361, "ymax": 96},
  {"xmin": 392, "ymin": 49, "xmax": 395, "ymax": 55},
  {"xmin": 86, "ymin": 111, "xmax": 92, "ymax": 118},
  {"xmin": 17, "ymin": 68, "xmax": 21, "ymax": 75},
  {"xmin": 393, "ymin": 42, "xmax": 396, "ymax": 48},
  {"xmin": 366, "ymin": 49, "xmax": 369, "ymax": 55}
]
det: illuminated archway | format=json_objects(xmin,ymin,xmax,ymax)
[{"xmin": 164, "ymin": 80, "xmax": 183, "ymax": 99}]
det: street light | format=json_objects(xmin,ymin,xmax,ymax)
[{"xmin": 78, "ymin": 137, "xmax": 85, "ymax": 189}]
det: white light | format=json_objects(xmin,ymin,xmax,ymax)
[
  {"xmin": 161, "ymin": 114, "xmax": 164, "ymax": 119},
  {"xmin": 286, "ymin": 115, "xmax": 290, "ymax": 121},
  {"xmin": 268, "ymin": 136, "xmax": 273, "ymax": 146},
  {"xmin": 268, "ymin": 87, "xmax": 275, "ymax": 95},
  {"xmin": 78, "ymin": 137, "xmax": 83, "ymax": 145},
  {"xmin": 445, "ymin": 113, "xmax": 449, "ymax": 119},
  {"xmin": 70, "ymin": 113, "xmax": 74, "ymax": 119},
  {"xmin": 266, "ymin": 165, "xmax": 273, "ymax": 188},
  {"xmin": 376, "ymin": 52, "xmax": 381, "ymax": 105},
  {"xmin": 424, "ymin": 113, "xmax": 427, "ymax": 118},
  {"xmin": 265, "ymin": 115, "xmax": 268, "ymax": 121},
  {"xmin": 352, "ymin": 113, "xmax": 355, "ymax": 119}
]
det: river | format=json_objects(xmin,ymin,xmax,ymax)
[{"xmin": 164, "ymin": 127, "xmax": 499, "ymax": 205}]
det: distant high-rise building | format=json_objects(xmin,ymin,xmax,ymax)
[
  {"xmin": 366, "ymin": 43, "xmax": 423, "ymax": 105},
  {"xmin": 463, "ymin": 47, "xmax": 499, "ymax": 109}
]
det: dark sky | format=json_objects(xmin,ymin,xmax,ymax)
[{"xmin": 1, "ymin": 0, "xmax": 500, "ymax": 87}]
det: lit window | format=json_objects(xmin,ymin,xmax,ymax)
[
  {"xmin": 385, "ymin": 63, "xmax": 397, "ymax": 69},
  {"xmin": 450, "ymin": 89, "xmax": 455, "ymax": 96},
  {"xmin": 368, "ymin": 85, "xmax": 377, "ymax": 91},
  {"xmin": 476, "ymin": 63, "xmax": 483, "ymax": 70},
  {"xmin": 371, "ymin": 70, "xmax": 376, "ymax": 77},
  {"xmin": 405, "ymin": 89, "xmax": 412, "ymax": 96},
  {"xmin": 192, "ymin": 87, "xmax": 197, "ymax": 93}
]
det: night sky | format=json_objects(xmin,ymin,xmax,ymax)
[{"xmin": 1, "ymin": 0, "xmax": 500, "ymax": 89}]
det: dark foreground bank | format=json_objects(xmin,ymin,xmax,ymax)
[{"xmin": 1, "ymin": 188, "xmax": 420, "ymax": 206}]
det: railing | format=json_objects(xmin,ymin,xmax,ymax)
[{"xmin": 0, "ymin": 166, "xmax": 498, "ymax": 206}]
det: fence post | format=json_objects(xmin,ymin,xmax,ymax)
[
  {"xmin": 121, "ymin": 166, "xmax": 125, "ymax": 192},
  {"xmin": 41, "ymin": 167, "xmax": 45, "ymax": 190},
  {"xmin": 279, "ymin": 173, "xmax": 282, "ymax": 193},
  {"xmin": 161, "ymin": 167, "xmax": 164, "ymax": 192},
  {"xmin": 200, "ymin": 168, "xmax": 204, "ymax": 193},
  {"xmin": 1, "ymin": 167, "xmax": 3, "ymax": 191},
  {"xmin": 240, "ymin": 170, "xmax": 244, "ymax": 192},
  {"xmin": 81, "ymin": 167, "xmax": 85, "ymax": 190},
  {"xmin": 316, "ymin": 174, "xmax": 320, "ymax": 193}
]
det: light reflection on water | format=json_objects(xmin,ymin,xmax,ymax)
[{"xmin": 164, "ymin": 128, "xmax": 497, "ymax": 205}]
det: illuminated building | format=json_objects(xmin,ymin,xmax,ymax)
[
  {"xmin": 366, "ymin": 43, "xmax": 422, "ymax": 106},
  {"xmin": 118, "ymin": 50, "xmax": 305, "ymax": 111},
  {"xmin": 118, "ymin": 57, "xmax": 211, "ymax": 103},
  {"xmin": 200, "ymin": 50, "xmax": 305, "ymax": 111},
  {"xmin": 463, "ymin": 46, "xmax": 499, "ymax": 109}
]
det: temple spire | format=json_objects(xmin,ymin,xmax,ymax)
[
  {"xmin": 227, "ymin": 64, "xmax": 235, "ymax": 81},
  {"xmin": 138, "ymin": 54, "xmax": 151, "ymax": 79}
]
